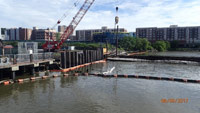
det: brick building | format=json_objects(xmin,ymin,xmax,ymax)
[{"xmin": 34, "ymin": 29, "xmax": 56, "ymax": 41}]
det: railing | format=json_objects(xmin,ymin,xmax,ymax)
[{"xmin": 0, "ymin": 52, "xmax": 53, "ymax": 66}]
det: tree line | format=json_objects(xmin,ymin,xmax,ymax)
[{"xmin": 118, "ymin": 36, "xmax": 171, "ymax": 52}]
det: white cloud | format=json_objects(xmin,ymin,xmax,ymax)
[{"xmin": 0, "ymin": 0, "xmax": 200, "ymax": 32}]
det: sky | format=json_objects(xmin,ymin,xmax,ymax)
[{"xmin": 0, "ymin": 0, "xmax": 200, "ymax": 32}]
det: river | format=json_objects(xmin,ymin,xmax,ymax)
[
  {"xmin": 0, "ymin": 61, "xmax": 200, "ymax": 113},
  {"xmin": 147, "ymin": 51, "xmax": 200, "ymax": 57}
]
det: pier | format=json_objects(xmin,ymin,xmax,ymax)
[
  {"xmin": 0, "ymin": 52, "xmax": 54, "ymax": 80},
  {"xmin": 0, "ymin": 48, "xmax": 105, "ymax": 81}
]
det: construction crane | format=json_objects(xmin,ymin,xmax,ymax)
[{"xmin": 42, "ymin": 0, "xmax": 95, "ymax": 51}]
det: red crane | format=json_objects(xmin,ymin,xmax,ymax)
[{"xmin": 42, "ymin": 0, "xmax": 95, "ymax": 51}]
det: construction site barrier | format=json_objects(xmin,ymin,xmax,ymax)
[
  {"xmin": 88, "ymin": 74, "xmax": 200, "ymax": 84},
  {"xmin": 50, "ymin": 60, "xmax": 106, "ymax": 73},
  {"xmin": 1, "ymin": 69, "xmax": 199, "ymax": 86}
]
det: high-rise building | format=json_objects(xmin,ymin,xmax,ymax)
[
  {"xmin": 0, "ymin": 28, "xmax": 8, "ymax": 40},
  {"xmin": 58, "ymin": 25, "xmax": 67, "ymax": 33},
  {"xmin": 57, "ymin": 25, "xmax": 75, "ymax": 41},
  {"xmin": 7, "ymin": 28, "xmax": 20, "ymax": 40},
  {"xmin": 35, "ymin": 29, "xmax": 56, "ymax": 41},
  {"xmin": 5, "ymin": 28, "xmax": 33, "ymax": 41},
  {"xmin": 76, "ymin": 26, "xmax": 128, "ymax": 41},
  {"xmin": 136, "ymin": 25, "xmax": 200, "ymax": 44},
  {"xmin": 19, "ymin": 28, "xmax": 32, "ymax": 40}
]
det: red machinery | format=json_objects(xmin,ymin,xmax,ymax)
[{"xmin": 42, "ymin": 0, "xmax": 95, "ymax": 51}]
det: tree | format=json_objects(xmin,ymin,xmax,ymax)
[
  {"xmin": 119, "ymin": 36, "xmax": 135, "ymax": 51},
  {"xmin": 140, "ymin": 38, "xmax": 150, "ymax": 51},
  {"xmin": 165, "ymin": 41, "xmax": 171, "ymax": 50},
  {"xmin": 152, "ymin": 41, "xmax": 167, "ymax": 52},
  {"xmin": 119, "ymin": 37, "xmax": 151, "ymax": 51}
]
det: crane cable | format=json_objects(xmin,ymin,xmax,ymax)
[
  {"xmin": 47, "ymin": 0, "xmax": 81, "ymax": 42},
  {"xmin": 52, "ymin": 0, "xmax": 82, "ymax": 29}
]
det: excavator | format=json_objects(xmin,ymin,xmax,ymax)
[{"xmin": 42, "ymin": 0, "xmax": 95, "ymax": 52}]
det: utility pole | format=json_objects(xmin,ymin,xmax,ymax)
[
  {"xmin": 115, "ymin": 7, "xmax": 119, "ymax": 57},
  {"xmin": 116, "ymin": 25, "xmax": 119, "ymax": 56},
  {"xmin": 48, "ymin": 28, "xmax": 51, "ymax": 52}
]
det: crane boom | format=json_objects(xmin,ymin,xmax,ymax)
[{"xmin": 43, "ymin": 0, "xmax": 95, "ymax": 51}]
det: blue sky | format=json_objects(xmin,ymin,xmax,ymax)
[{"xmin": 0, "ymin": 0, "xmax": 200, "ymax": 32}]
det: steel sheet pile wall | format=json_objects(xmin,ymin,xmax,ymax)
[{"xmin": 60, "ymin": 48, "xmax": 103, "ymax": 69}]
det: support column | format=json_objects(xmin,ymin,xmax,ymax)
[
  {"xmin": 82, "ymin": 52, "xmax": 85, "ymax": 64},
  {"xmin": 11, "ymin": 66, "xmax": 19, "ymax": 80},
  {"xmin": 66, "ymin": 51, "xmax": 71, "ymax": 68},
  {"xmin": 83, "ymin": 50, "xmax": 88, "ymax": 63},
  {"xmin": 30, "ymin": 67, "xmax": 35, "ymax": 75},
  {"xmin": 89, "ymin": 51, "xmax": 92, "ymax": 63},
  {"xmin": 78, "ymin": 54, "xmax": 81, "ymax": 65},
  {"xmin": 80, "ymin": 54, "xmax": 83, "ymax": 65},
  {"xmin": 94, "ymin": 50, "xmax": 97, "ymax": 61},
  {"xmin": 91, "ymin": 51, "xmax": 93, "ymax": 62},
  {"xmin": 74, "ymin": 52, "xmax": 78, "ymax": 66},
  {"xmin": 71, "ymin": 52, "xmax": 75, "ymax": 67},
  {"xmin": 97, "ymin": 49, "xmax": 100, "ymax": 60},
  {"xmin": 61, "ymin": 51, "xmax": 66, "ymax": 69},
  {"xmin": 101, "ymin": 48, "xmax": 104, "ymax": 60},
  {"xmin": 93, "ymin": 51, "xmax": 95, "ymax": 62},
  {"xmin": 11, "ymin": 71, "xmax": 16, "ymax": 80}
]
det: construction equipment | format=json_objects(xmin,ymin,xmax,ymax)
[{"xmin": 42, "ymin": 0, "xmax": 95, "ymax": 51}]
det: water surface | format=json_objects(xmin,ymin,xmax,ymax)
[
  {"xmin": 147, "ymin": 51, "xmax": 200, "ymax": 57},
  {"xmin": 0, "ymin": 61, "xmax": 200, "ymax": 113}
]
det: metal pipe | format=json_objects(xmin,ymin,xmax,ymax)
[{"xmin": 116, "ymin": 25, "xmax": 119, "ymax": 56}]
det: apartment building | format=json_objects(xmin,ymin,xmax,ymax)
[
  {"xmin": 76, "ymin": 26, "xmax": 128, "ymax": 41},
  {"xmin": 19, "ymin": 28, "xmax": 32, "ymax": 40},
  {"xmin": 57, "ymin": 25, "xmax": 76, "ymax": 41},
  {"xmin": 34, "ymin": 29, "xmax": 56, "ymax": 41},
  {"xmin": 0, "ymin": 28, "xmax": 9, "ymax": 40},
  {"xmin": 136, "ymin": 25, "xmax": 200, "ymax": 44},
  {"xmin": 58, "ymin": 25, "xmax": 67, "ymax": 33},
  {"xmin": 5, "ymin": 28, "xmax": 32, "ymax": 41}
]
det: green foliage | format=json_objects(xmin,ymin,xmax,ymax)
[
  {"xmin": 119, "ymin": 37, "xmax": 151, "ymax": 51},
  {"xmin": 4, "ymin": 41, "xmax": 18, "ymax": 47},
  {"xmin": 165, "ymin": 41, "xmax": 171, "ymax": 49},
  {"xmin": 119, "ymin": 37, "xmax": 135, "ymax": 51},
  {"xmin": 62, "ymin": 42, "xmax": 115, "ymax": 50},
  {"xmin": 56, "ymin": 32, "xmax": 61, "ymax": 41},
  {"xmin": 152, "ymin": 41, "xmax": 171, "ymax": 52}
]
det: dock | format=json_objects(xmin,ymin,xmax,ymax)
[{"xmin": 0, "ymin": 52, "xmax": 54, "ymax": 79}]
